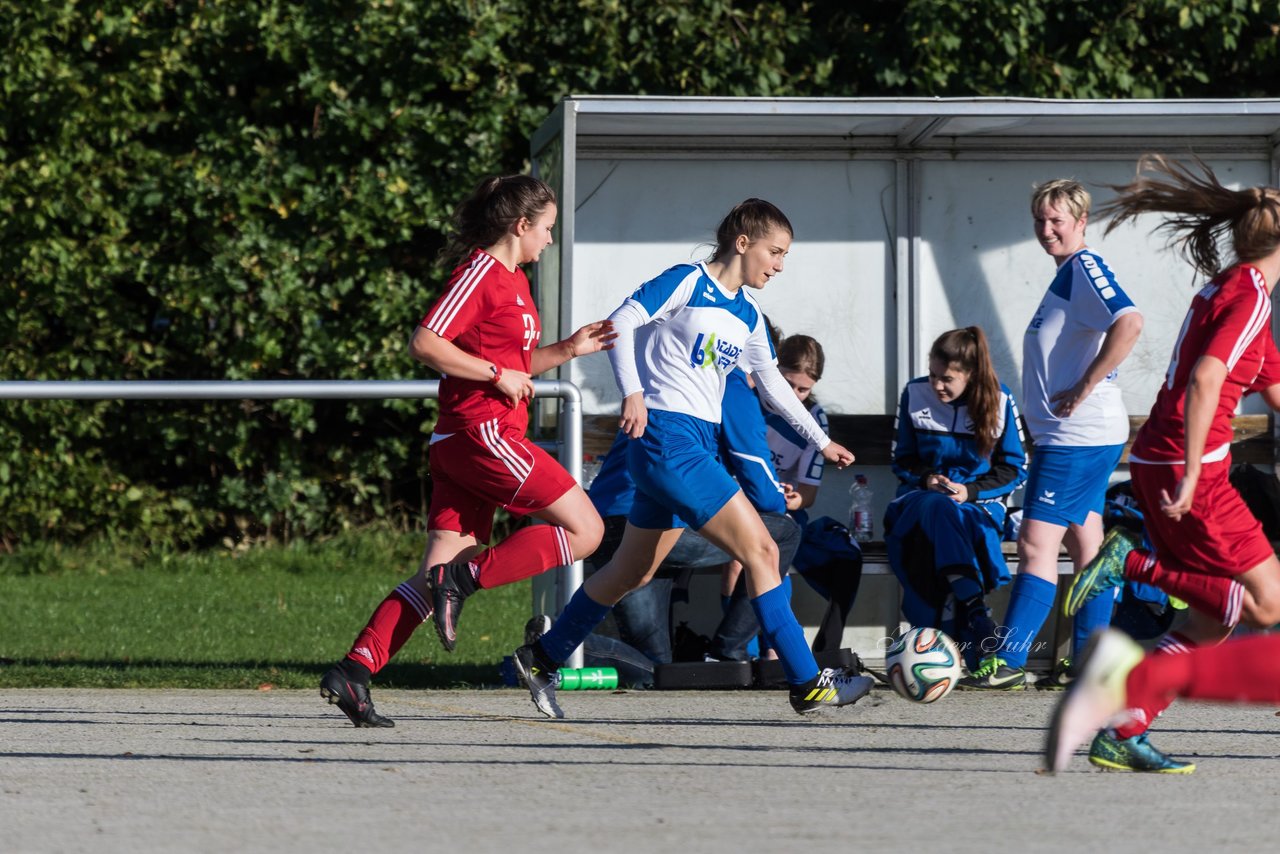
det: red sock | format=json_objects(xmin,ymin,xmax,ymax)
[
  {"xmin": 1113, "ymin": 632, "xmax": 1195, "ymax": 740},
  {"xmin": 1125, "ymin": 549, "xmax": 1244, "ymax": 626},
  {"xmin": 1127, "ymin": 632, "xmax": 1280, "ymax": 708},
  {"xmin": 473, "ymin": 524, "xmax": 572, "ymax": 589},
  {"xmin": 345, "ymin": 582, "xmax": 431, "ymax": 674}
]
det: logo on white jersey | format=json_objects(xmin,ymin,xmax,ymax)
[
  {"xmin": 689, "ymin": 332, "xmax": 742, "ymax": 371},
  {"xmin": 702, "ymin": 285, "xmax": 717, "ymax": 303}
]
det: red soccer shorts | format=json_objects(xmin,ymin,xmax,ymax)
[
  {"xmin": 1130, "ymin": 458, "xmax": 1274, "ymax": 577},
  {"xmin": 426, "ymin": 416, "xmax": 576, "ymax": 543}
]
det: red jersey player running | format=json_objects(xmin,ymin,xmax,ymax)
[
  {"xmin": 321, "ymin": 174, "xmax": 616, "ymax": 727},
  {"xmin": 1049, "ymin": 156, "xmax": 1280, "ymax": 773}
]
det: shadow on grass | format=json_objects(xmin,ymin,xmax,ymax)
[{"xmin": 0, "ymin": 658, "xmax": 508, "ymax": 690}]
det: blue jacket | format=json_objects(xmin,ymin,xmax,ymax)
[{"xmin": 890, "ymin": 377, "xmax": 1028, "ymax": 532}]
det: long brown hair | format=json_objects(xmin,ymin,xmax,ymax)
[
  {"xmin": 709, "ymin": 198, "xmax": 793, "ymax": 262},
  {"xmin": 440, "ymin": 174, "xmax": 557, "ymax": 268},
  {"xmin": 1097, "ymin": 155, "xmax": 1280, "ymax": 279},
  {"xmin": 930, "ymin": 326, "xmax": 1001, "ymax": 458}
]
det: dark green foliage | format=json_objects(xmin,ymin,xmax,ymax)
[{"xmin": 3, "ymin": 0, "xmax": 1278, "ymax": 548}]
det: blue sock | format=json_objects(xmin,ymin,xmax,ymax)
[
  {"xmin": 998, "ymin": 573, "xmax": 1056, "ymax": 669},
  {"xmin": 537, "ymin": 586, "xmax": 612, "ymax": 666},
  {"xmin": 1072, "ymin": 587, "xmax": 1116, "ymax": 659},
  {"xmin": 751, "ymin": 584, "xmax": 818, "ymax": 685}
]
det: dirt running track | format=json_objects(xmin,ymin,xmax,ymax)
[{"xmin": 2, "ymin": 687, "xmax": 1278, "ymax": 852}]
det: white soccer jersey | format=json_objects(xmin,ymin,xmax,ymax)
[
  {"xmin": 765, "ymin": 399, "xmax": 827, "ymax": 487},
  {"xmin": 610, "ymin": 262, "xmax": 775, "ymax": 424},
  {"xmin": 1023, "ymin": 248, "xmax": 1139, "ymax": 446}
]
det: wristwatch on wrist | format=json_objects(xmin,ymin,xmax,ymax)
[{"xmin": 489, "ymin": 364, "xmax": 502, "ymax": 384}]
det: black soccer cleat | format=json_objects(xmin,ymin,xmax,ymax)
[
  {"xmin": 320, "ymin": 666, "xmax": 395, "ymax": 728},
  {"xmin": 428, "ymin": 562, "xmax": 477, "ymax": 652},
  {"xmin": 524, "ymin": 614, "xmax": 553, "ymax": 646}
]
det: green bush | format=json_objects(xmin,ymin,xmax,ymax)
[{"xmin": 3, "ymin": 0, "xmax": 1278, "ymax": 549}]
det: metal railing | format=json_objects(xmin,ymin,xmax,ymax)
[{"xmin": 0, "ymin": 378, "xmax": 587, "ymax": 667}]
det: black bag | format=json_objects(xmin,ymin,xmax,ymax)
[
  {"xmin": 671, "ymin": 621, "xmax": 712, "ymax": 663},
  {"xmin": 1230, "ymin": 463, "xmax": 1280, "ymax": 541}
]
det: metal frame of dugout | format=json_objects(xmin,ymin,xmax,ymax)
[{"xmin": 527, "ymin": 96, "xmax": 1280, "ymax": 670}]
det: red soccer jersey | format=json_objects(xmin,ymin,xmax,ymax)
[
  {"xmin": 421, "ymin": 248, "xmax": 543, "ymax": 433},
  {"xmin": 1132, "ymin": 264, "xmax": 1280, "ymax": 462}
]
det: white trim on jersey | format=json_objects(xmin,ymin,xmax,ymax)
[
  {"xmin": 1129, "ymin": 441, "xmax": 1231, "ymax": 465},
  {"xmin": 1225, "ymin": 270, "xmax": 1270, "ymax": 370},
  {"xmin": 425, "ymin": 253, "xmax": 495, "ymax": 336}
]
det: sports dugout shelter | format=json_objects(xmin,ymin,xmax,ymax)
[{"xmin": 527, "ymin": 97, "xmax": 1280, "ymax": 665}]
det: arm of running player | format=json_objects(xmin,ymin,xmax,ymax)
[
  {"xmin": 1163, "ymin": 355, "xmax": 1228, "ymax": 520},
  {"xmin": 607, "ymin": 301, "xmax": 649, "ymax": 438},
  {"xmin": 752, "ymin": 365, "xmax": 854, "ymax": 468},
  {"xmin": 408, "ymin": 326, "xmax": 532, "ymax": 406},
  {"xmin": 1051, "ymin": 311, "xmax": 1144, "ymax": 417},
  {"xmin": 530, "ymin": 320, "xmax": 617, "ymax": 375}
]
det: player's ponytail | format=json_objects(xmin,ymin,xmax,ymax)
[
  {"xmin": 441, "ymin": 174, "xmax": 557, "ymax": 268},
  {"xmin": 709, "ymin": 199, "xmax": 793, "ymax": 263},
  {"xmin": 1098, "ymin": 154, "xmax": 1280, "ymax": 279},
  {"xmin": 929, "ymin": 326, "xmax": 1002, "ymax": 458}
]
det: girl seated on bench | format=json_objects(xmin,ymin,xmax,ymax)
[{"xmin": 884, "ymin": 326, "xmax": 1028, "ymax": 670}]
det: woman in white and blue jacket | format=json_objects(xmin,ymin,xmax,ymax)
[{"xmin": 884, "ymin": 326, "xmax": 1028, "ymax": 669}]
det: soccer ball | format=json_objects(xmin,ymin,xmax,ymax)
[{"xmin": 885, "ymin": 627, "xmax": 962, "ymax": 703}]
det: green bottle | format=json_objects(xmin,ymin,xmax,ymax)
[{"xmin": 556, "ymin": 667, "xmax": 619, "ymax": 690}]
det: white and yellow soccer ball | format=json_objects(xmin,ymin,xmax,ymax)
[{"xmin": 885, "ymin": 627, "xmax": 963, "ymax": 703}]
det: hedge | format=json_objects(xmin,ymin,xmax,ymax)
[{"xmin": 2, "ymin": 0, "xmax": 1277, "ymax": 549}]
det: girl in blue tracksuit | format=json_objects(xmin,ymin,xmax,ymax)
[{"xmin": 884, "ymin": 326, "xmax": 1028, "ymax": 669}]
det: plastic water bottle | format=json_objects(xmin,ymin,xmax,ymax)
[
  {"xmin": 581, "ymin": 454, "xmax": 602, "ymax": 490},
  {"xmin": 556, "ymin": 667, "xmax": 619, "ymax": 690},
  {"xmin": 849, "ymin": 474, "xmax": 874, "ymax": 543}
]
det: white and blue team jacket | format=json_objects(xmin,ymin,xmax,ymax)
[
  {"xmin": 610, "ymin": 262, "xmax": 775, "ymax": 424},
  {"xmin": 764, "ymin": 399, "xmax": 827, "ymax": 488},
  {"xmin": 1023, "ymin": 248, "xmax": 1138, "ymax": 447},
  {"xmin": 891, "ymin": 377, "xmax": 1028, "ymax": 530}
]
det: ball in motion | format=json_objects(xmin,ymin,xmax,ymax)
[{"xmin": 885, "ymin": 627, "xmax": 962, "ymax": 703}]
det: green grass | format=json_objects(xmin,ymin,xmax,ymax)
[{"xmin": 0, "ymin": 529, "xmax": 531, "ymax": 689}]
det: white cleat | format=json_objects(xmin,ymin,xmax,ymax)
[{"xmin": 1044, "ymin": 629, "xmax": 1146, "ymax": 773}]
